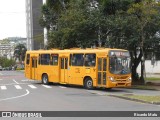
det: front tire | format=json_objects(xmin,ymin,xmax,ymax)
[
  {"xmin": 42, "ymin": 74, "xmax": 49, "ymax": 85},
  {"xmin": 84, "ymin": 78, "xmax": 93, "ymax": 90}
]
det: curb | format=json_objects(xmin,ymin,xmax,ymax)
[
  {"xmin": 109, "ymin": 94, "xmax": 160, "ymax": 105},
  {"xmin": 122, "ymin": 87, "xmax": 159, "ymax": 91},
  {"xmin": 128, "ymin": 87, "xmax": 158, "ymax": 91},
  {"xmin": 16, "ymin": 70, "xmax": 24, "ymax": 73},
  {"xmin": 146, "ymin": 82, "xmax": 160, "ymax": 86}
]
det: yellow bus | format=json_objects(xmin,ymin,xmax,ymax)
[{"xmin": 25, "ymin": 48, "xmax": 132, "ymax": 89}]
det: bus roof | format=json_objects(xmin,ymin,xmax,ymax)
[{"xmin": 26, "ymin": 48, "xmax": 128, "ymax": 54}]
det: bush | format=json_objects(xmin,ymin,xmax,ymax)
[{"xmin": 16, "ymin": 68, "xmax": 24, "ymax": 70}]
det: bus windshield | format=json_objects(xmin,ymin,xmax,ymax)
[{"xmin": 109, "ymin": 51, "xmax": 131, "ymax": 75}]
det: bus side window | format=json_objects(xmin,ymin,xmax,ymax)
[
  {"xmin": 85, "ymin": 54, "xmax": 96, "ymax": 67},
  {"xmin": 26, "ymin": 54, "xmax": 30, "ymax": 65},
  {"xmin": 72, "ymin": 54, "xmax": 84, "ymax": 66},
  {"xmin": 41, "ymin": 54, "xmax": 50, "ymax": 65},
  {"xmin": 50, "ymin": 54, "xmax": 58, "ymax": 66}
]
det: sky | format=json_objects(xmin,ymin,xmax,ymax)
[{"xmin": 0, "ymin": 0, "xmax": 26, "ymax": 40}]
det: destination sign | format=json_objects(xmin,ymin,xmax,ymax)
[{"xmin": 109, "ymin": 50, "xmax": 130, "ymax": 57}]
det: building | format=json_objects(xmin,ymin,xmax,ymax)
[
  {"xmin": 0, "ymin": 37, "xmax": 27, "ymax": 59},
  {"xmin": 25, "ymin": 0, "xmax": 44, "ymax": 50},
  {"xmin": 0, "ymin": 44, "xmax": 12, "ymax": 59},
  {"xmin": 8, "ymin": 37, "xmax": 27, "ymax": 48}
]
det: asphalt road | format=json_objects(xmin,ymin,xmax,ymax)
[{"xmin": 0, "ymin": 71, "xmax": 160, "ymax": 119}]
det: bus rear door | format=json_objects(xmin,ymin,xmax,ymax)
[
  {"xmin": 25, "ymin": 54, "xmax": 31, "ymax": 79},
  {"xmin": 97, "ymin": 57, "xmax": 107, "ymax": 87},
  {"xmin": 60, "ymin": 57, "xmax": 68, "ymax": 83},
  {"xmin": 31, "ymin": 57, "xmax": 37, "ymax": 80}
]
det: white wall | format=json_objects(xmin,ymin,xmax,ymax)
[{"xmin": 137, "ymin": 60, "xmax": 160, "ymax": 74}]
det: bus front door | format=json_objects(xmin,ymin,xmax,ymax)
[
  {"xmin": 97, "ymin": 58, "xmax": 107, "ymax": 87},
  {"xmin": 31, "ymin": 57, "xmax": 37, "ymax": 80},
  {"xmin": 60, "ymin": 58, "xmax": 68, "ymax": 83}
]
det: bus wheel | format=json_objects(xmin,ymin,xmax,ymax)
[
  {"xmin": 84, "ymin": 78, "xmax": 93, "ymax": 90},
  {"xmin": 42, "ymin": 74, "xmax": 49, "ymax": 85}
]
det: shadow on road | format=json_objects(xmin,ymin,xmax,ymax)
[{"xmin": 31, "ymin": 82, "xmax": 133, "ymax": 93}]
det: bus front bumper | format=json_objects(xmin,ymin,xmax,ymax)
[{"xmin": 108, "ymin": 82, "xmax": 132, "ymax": 88}]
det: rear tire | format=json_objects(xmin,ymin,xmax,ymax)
[
  {"xmin": 84, "ymin": 78, "xmax": 93, "ymax": 90},
  {"xmin": 42, "ymin": 74, "xmax": 49, "ymax": 85}
]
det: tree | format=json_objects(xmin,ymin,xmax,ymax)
[
  {"xmin": 39, "ymin": 0, "xmax": 70, "ymax": 48},
  {"xmin": 100, "ymin": 0, "xmax": 160, "ymax": 84},
  {"xmin": 39, "ymin": 0, "xmax": 62, "ymax": 30},
  {"xmin": 47, "ymin": 0, "xmax": 100, "ymax": 49},
  {"xmin": 0, "ymin": 38, "xmax": 10, "ymax": 44},
  {"xmin": 0, "ymin": 57, "xmax": 15, "ymax": 68},
  {"xmin": 127, "ymin": 0, "xmax": 160, "ymax": 84},
  {"xmin": 100, "ymin": 0, "xmax": 133, "ymax": 15},
  {"xmin": 14, "ymin": 44, "xmax": 27, "ymax": 63}
]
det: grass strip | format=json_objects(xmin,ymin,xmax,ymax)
[
  {"xmin": 110, "ymin": 94, "xmax": 160, "ymax": 105},
  {"xmin": 145, "ymin": 77, "xmax": 160, "ymax": 81}
]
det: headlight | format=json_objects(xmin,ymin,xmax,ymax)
[
  {"xmin": 128, "ymin": 77, "xmax": 132, "ymax": 81},
  {"xmin": 109, "ymin": 77, "xmax": 116, "ymax": 82}
]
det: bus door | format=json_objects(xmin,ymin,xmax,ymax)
[
  {"xmin": 31, "ymin": 57, "xmax": 37, "ymax": 80},
  {"xmin": 25, "ymin": 54, "xmax": 31, "ymax": 78},
  {"xmin": 60, "ymin": 57, "xmax": 68, "ymax": 83},
  {"xmin": 97, "ymin": 57, "xmax": 107, "ymax": 87}
]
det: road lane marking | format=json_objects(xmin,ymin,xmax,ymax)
[
  {"xmin": 28, "ymin": 85, "xmax": 37, "ymax": 89},
  {"xmin": 0, "ymin": 73, "xmax": 3, "ymax": 75},
  {"xmin": 0, "ymin": 79, "xmax": 2, "ymax": 80},
  {"xmin": 21, "ymin": 79, "xmax": 35, "ymax": 82},
  {"xmin": 13, "ymin": 79, "xmax": 19, "ymax": 84},
  {"xmin": 59, "ymin": 86, "xmax": 67, "ymax": 89},
  {"xmin": 14, "ymin": 85, "xmax": 22, "ymax": 90},
  {"xmin": 21, "ymin": 79, "xmax": 29, "ymax": 81},
  {"xmin": 0, "ymin": 83, "xmax": 27, "ymax": 86},
  {"xmin": 0, "ymin": 86, "xmax": 7, "ymax": 90},
  {"xmin": 42, "ymin": 85, "xmax": 52, "ymax": 88},
  {"xmin": 0, "ymin": 89, "xmax": 29, "ymax": 102}
]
